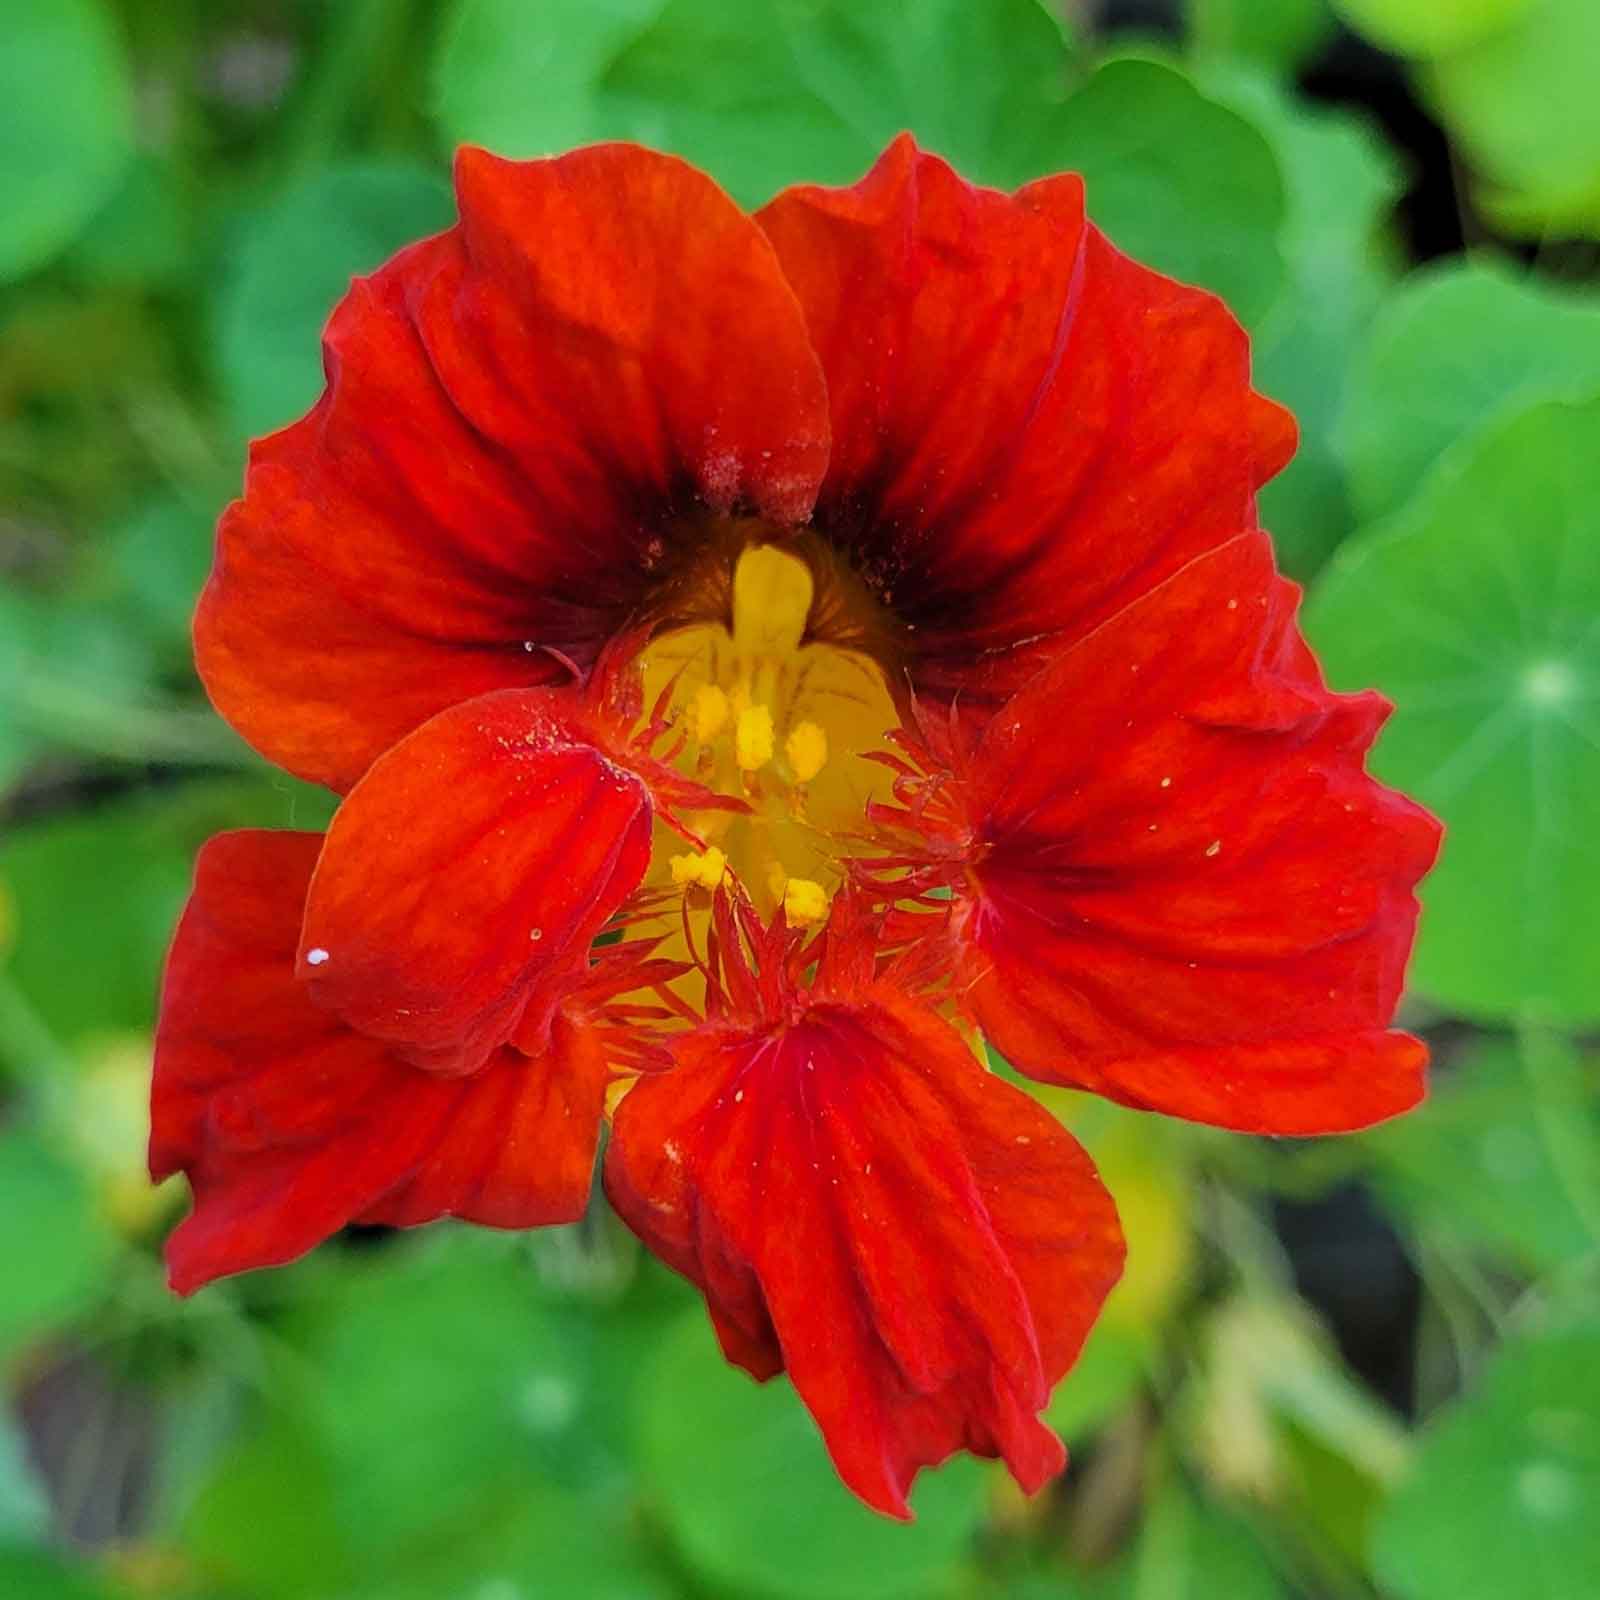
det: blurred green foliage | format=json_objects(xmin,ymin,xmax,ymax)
[{"xmin": 2, "ymin": 2, "xmax": 1598, "ymax": 1598}]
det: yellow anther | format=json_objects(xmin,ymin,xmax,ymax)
[
  {"xmin": 785, "ymin": 719, "xmax": 828, "ymax": 783},
  {"xmin": 690, "ymin": 682, "xmax": 730, "ymax": 743},
  {"xmin": 782, "ymin": 876, "xmax": 830, "ymax": 927},
  {"xmin": 669, "ymin": 846, "xmax": 727, "ymax": 891},
  {"xmin": 735, "ymin": 703, "xmax": 775, "ymax": 772}
]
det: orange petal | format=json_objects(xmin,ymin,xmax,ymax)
[
  {"xmin": 760, "ymin": 135, "xmax": 1295, "ymax": 706},
  {"xmin": 154, "ymin": 832, "xmax": 607, "ymax": 1292},
  {"xmin": 199, "ymin": 143, "xmax": 830, "ymax": 791},
  {"xmin": 298, "ymin": 688, "xmax": 653, "ymax": 1076},
  {"xmin": 957, "ymin": 533, "xmax": 1442, "ymax": 1134},
  {"xmin": 605, "ymin": 985, "xmax": 1123, "ymax": 1518}
]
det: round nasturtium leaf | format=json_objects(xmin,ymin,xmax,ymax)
[
  {"xmin": 217, "ymin": 164, "xmax": 454, "ymax": 443},
  {"xmin": 1305, "ymin": 397, "xmax": 1600, "ymax": 1027},
  {"xmin": 1019, "ymin": 58, "xmax": 1286, "ymax": 327},
  {"xmin": 1421, "ymin": 0, "xmax": 1600, "ymax": 240},
  {"xmin": 1187, "ymin": 0, "xmax": 1335, "ymax": 75},
  {"xmin": 1372, "ymin": 1323, "xmax": 1600, "ymax": 1600},
  {"xmin": 1362, "ymin": 1039, "xmax": 1600, "ymax": 1277},
  {"xmin": 639, "ymin": 1311, "xmax": 989, "ymax": 1600},
  {"xmin": 1330, "ymin": 0, "xmax": 1531, "ymax": 57},
  {"xmin": 1202, "ymin": 65, "xmax": 1402, "ymax": 575},
  {"xmin": 433, "ymin": 0, "xmax": 1075, "ymax": 207},
  {"xmin": 0, "ymin": 0, "xmax": 134, "ymax": 283},
  {"xmin": 433, "ymin": 0, "xmax": 660, "ymax": 160},
  {"xmin": 1339, "ymin": 260, "xmax": 1600, "ymax": 525}
]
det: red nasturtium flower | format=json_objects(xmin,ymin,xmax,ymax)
[{"xmin": 153, "ymin": 137, "xmax": 1441, "ymax": 1517}]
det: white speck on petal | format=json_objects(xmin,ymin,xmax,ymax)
[
  {"xmin": 305, "ymin": 947, "xmax": 330, "ymax": 966},
  {"xmin": 1205, "ymin": 840, "xmax": 1222, "ymax": 857}
]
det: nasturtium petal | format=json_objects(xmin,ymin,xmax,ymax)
[
  {"xmin": 958, "ymin": 533, "xmax": 1437, "ymax": 1133},
  {"xmin": 1341, "ymin": 260, "xmax": 1600, "ymax": 524},
  {"xmin": 607, "ymin": 984, "xmax": 1122, "ymax": 1517},
  {"xmin": 0, "ymin": 0, "xmax": 134, "ymax": 283},
  {"xmin": 299, "ymin": 690, "xmax": 653, "ymax": 1075},
  {"xmin": 1306, "ymin": 397, "xmax": 1600, "ymax": 1026},
  {"xmin": 155, "ymin": 831, "xmax": 609, "ymax": 1292}
]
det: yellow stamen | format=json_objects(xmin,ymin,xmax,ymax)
[
  {"xmin": 782, "ymin": 876, "xmax": 829, "ymax": 927},
  {"xmin": 735, "ymin": 703, "xmax": 775, "ymax": 772},
  {"xmin": 785, "ymin": 719, "xmax": 828, "ymax": 783},
  {"xmin": 732, "ymin": 542, "xmax": 814, "ymax": 656},
  {"xmin": 669, "ymin": 846, "xmax": 727, "ymax": 891},
  {"xmin": 690, "ymin": 682, "xmax": 730, "ymax": 742}
]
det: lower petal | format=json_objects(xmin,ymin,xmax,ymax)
[
  {"xmin": 154, "ymin": 831, "xmax": 606, "ymax": 1292},
  {"xmin": 604, "ymin": 986, "xmax": 1123, "ymax": 1517}
]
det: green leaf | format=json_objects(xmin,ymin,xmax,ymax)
[
  {"xmin": 1330, "ymin": 0, "xmax": 1531, "ymax": 56},
  {"xmin": 433, "ymin": 0, "xmax": 662, "ymax": 158},
  {"xmin": 0, "ymin": 1129, "xmax": 114, "ymax": 1357},
  {"xmin": 105, "ymin": 497, "xmax": 215, "ymax": 660},
  {"xmin": 1134, "ymin": 1483, "xmax": 1285, "ymax": 1600},
  {"xmin": 0, "ymin": 0, "xmax": 134, "ymax": 283},
  {"xmin": 298, "ymin": 1239, "xmax": 633, "ymax": 1560},
  {"xmin": 0, "ymin": 780, "xmax": 333, "ymax": 1043},
  {"xmin": 0, "ymin": 1546, "xmax": 122, "ymax": 1600},
  {"xmin": 1421, "ymin": 0, "xmax": 1600, "ymax": 238},
  {"xmin": 1372, "ymin": 1322, "xmax": 1600, "ymax": 1600},
  {"xmin": 639, "ymin": 1310, "xmax": 988, "ymax": 1600},
  {"xmin": 64, "ymin": 153, "xmax": 192, "ymax": 290},
  {"xmin": 0, "ymin": 798, "xmax": 197, "ymax": 1041},
  {"xmin": 1047, "ymin": 1321, "xmax": 1147, "ymax": 1443},
  {"xmin": 217, "ymin": 163, "xmax": 454, "ymax": 443},
  {"xmin": 1363, "ymin": 1039, "xmax": 1600, "ymax": 1274},
  {"xmin": 1304, "ymin": 397, "xmax": 1600, "ymax": 1026},
  {"xmin": 354, "ymin": 1487, "xmax": 678, "ymax": 1600},
  {"xmin": 1340, "ymin": 260, "xmax": 1600, "ymax": 525},
  {"xmin": 1187, "ymin": 0, "xmax": 1336, "ymax": 74},
  {"xmin": 435, "ymin": 0, "xmax": 1075, "ymax": 208},
  {"xmin": 1020, "ymin": 59, "xmax": 1287, "ymax": 326},
  {"xmin": 183, "ymin": 1412, "xmax": 354, "ymax": 1600},
  {"xmin": 1201, "ymin": 66, "xmax": 1403, "ymax": 574}
]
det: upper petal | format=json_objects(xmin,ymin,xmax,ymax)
[
  {"xmin": 153, "ymin": 831, "xmax": 608, "ymax": 1292},
  {"xmin": 297, "ymin": 688, "xmax": 653, "ymax": 1076},
  {"xmin": 953, "ymin": 533, "xmax": 1442, "ymax": 1135},
  {"xmin": 758, "ymin": 136, "xmax": 1295, "ymax": 704},
  {"xmin": 604, "ymin": 985, "xmax": 1123, "ymax": 1518},
  {"xmin": 199, "ymin": 143, "xmax": 830, "ymax": 791}
]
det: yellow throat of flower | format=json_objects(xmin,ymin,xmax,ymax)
[{"xmin": 638, "ymin": 540, "xmax": 901, "ymax": 930}]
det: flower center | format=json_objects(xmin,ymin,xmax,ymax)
[{"xmin": 635, "ymin": 539, "xmax": 901, "ymax": 928}]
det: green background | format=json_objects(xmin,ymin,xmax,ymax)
[{"xmin": 2, "ymin": 2, "xmax": 1598, "ymax": 1596}]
